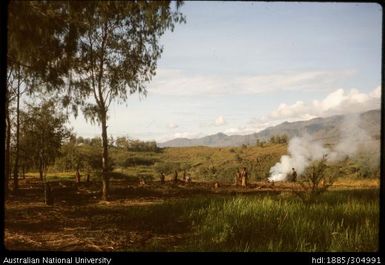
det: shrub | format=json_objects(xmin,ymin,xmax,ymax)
[{"xmin": 294, "ymin": 157, "xmax": 339, "ymax": 203}]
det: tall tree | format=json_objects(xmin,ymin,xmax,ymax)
[
  {"xmin": 7, "ymin": 1, "xmax": 77, "ymax": 195},
  {"xmin": 67, "ymin": 1, "xmax": 184, "ymax": 200}
]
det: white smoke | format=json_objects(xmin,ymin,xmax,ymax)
[
  {"xmin": 269, "ymin": 135, "xmax": 328, "ymax": 182},
  {"xmin": 327, "ymin": 113, "xmax": 373, "ymax": 161},
  {"xmin": 268, "ymin": 113, "xmax": 378, "ymax": 182}
]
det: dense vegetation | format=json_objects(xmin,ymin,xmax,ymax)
[{"xmin": 186, "ymin": 190, "xmax": 379, "ymax": 251}]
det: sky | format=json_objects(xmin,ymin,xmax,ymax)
[{"xmin": 68, "ymin": 1, "xmax": 382, "ymax": 143}]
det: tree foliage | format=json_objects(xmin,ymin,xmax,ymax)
[
  {"xmin": 7, "ymin": 1, "xmax": 79, "ymax": 196},
  {"xmin": 7, "ymin": 1, "xmax": 185, "ymax": 200},
  {"xmin": 154, "ymin": 161, "xmax": 181, "ymax": 175},
  {"xmin": 65, "ymin": 1, "xmax": 185, "ymax": 121},
  {"xmin": 19, "ymin": 100, "xmax": 70, "ymax": 180}
]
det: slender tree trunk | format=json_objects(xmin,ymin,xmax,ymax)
[
  {"xmin": 76, "ymin": 166, "xmax": 80, "ymax": 183},
  {"xmin": 39, "ymin": 157, "xmax": 44, "ymax": 181},
  {"xmin": 5, "ymin": 99, "xmax": 11, "ymax": 200},
  {"xmin": 101, "ymin": 112, "xmax": 109, "ymax": 201},
  {"xmin": 13, "ymin": 81, "xmax": 20, "ymax": 193}
]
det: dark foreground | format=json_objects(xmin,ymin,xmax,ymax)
[{"xmin": 4, "ymin": 178, "xmax": 379, "ymax": 251}]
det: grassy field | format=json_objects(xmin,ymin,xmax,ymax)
[
  {"xmin": 5, "ymin": 144, "xmax": 380, "ymax": 252},
  {"xmin": 4, "ymin": 178, "xmax": 379, "ymax": 252},
  {"xmin": 186, "ymin": 190, "xmax": 379, "ymax": 251}
]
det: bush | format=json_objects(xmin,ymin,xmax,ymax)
[
  {"xmin": 294, "ymin": 158, "xmax": 339, "ymax": 203},
  {"xmin": 154, "ymin": 161, "xmax": 180, "ymax": 175},
  {"xmin": 124, "ymin": 157, "xmax": 157, "ymax": 167}
]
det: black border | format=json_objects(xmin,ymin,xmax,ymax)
[{"xmin": 0, "ymin": 0, "xmax": 384, "ymax": 264}]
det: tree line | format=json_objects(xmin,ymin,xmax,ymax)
[{"xmin": 255, "ymin": 134, "xmax": 288, "ymax": 147}]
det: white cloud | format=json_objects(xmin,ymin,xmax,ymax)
[
  {"xmin": 268, "ymin": 86, "xmax": 381, "ymax": 122},
  {"xmin": 223, "ymin": 117, "xmax": 281, "ymax": 136},
  {"xmin": 370, "ymin": 86, "xmax": 381, "ymax": 98},
  {"xmin": 168, "ymin": 122, "xmax": 178, "ymax": 129},
  {"xmin": 223, "ymin": 86, "xmax": 381, "ymax": 136},
  {"xmin": 214, "ymin": 116, "xmax": 226, "ymax": 126},
  {"xmin": 270, "ymin": 101, "xmax": 312, "ymax": 120},
  {"xmin": 148, "ymin": 68, "xmax": 356, "ymax": 96},
  {"xmin": 173, "ymin": 132, "xmax": 204, "ymax": 139}
]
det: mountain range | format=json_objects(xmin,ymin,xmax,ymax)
[{"xmin": 159, "ymin": 109, "xmax": 381, "ymax": 147}]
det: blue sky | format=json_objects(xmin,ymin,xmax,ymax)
[{"xmin": 69, "ymin": 2, "xmax": 382, "ymax": 142}]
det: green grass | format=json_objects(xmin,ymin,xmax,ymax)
[
  {"xmin": 6, "ymin": 185, "xmax": 378, "ymax": 251},
  {"xmin": 82, "ymin": 188, "xmax": 378, "ymax": 252},
  {"xmin": 25, "ymin": 172, "xmax": 76, "ymax": 181},
  {"xmin": 182, "ymin": 189, "xmax": 379, "ymax": 251}
]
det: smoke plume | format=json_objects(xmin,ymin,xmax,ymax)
[{"xmin": 268, "ymin": 113, "xmax": 379, "ymax": 182}]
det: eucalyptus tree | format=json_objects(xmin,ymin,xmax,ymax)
[{"xmin": 66, "ymin": 1, "xmax": 185, "ymax": 200}]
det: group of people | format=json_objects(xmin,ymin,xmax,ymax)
[
  {"xmin": 158, "ymin": 166, "xmax": 297, "ymax": 187},
  {"xmin": 235, "ymin": 167, "xmax": 248, "ymax": 187},
  {"xmin": 159, "ymin": 170, "xmax": 192, "ymax": 184}
]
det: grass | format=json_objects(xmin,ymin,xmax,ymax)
[
  {"xmin": 23, "ymin": 172, "xmax": 76, "ymax": 181},
  {"xmin": 11, "ymin": 144, "xmax": 379, "ymax": 251},
  {"xmin": 5, "ymin": 183, "xmax": 379, "ymax": 251},
  {"xmin": 183, "ymin": 189, "xmax": 379, "ymax": 252},
  {"xmin": 333, "ymin": 177, "xmax": 379, "ymax": 189}
]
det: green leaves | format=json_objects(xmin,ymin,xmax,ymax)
[
  {"xmin": 65, "ymin": 1, "xmax": 184, "ymax": 121},
  {"xmin": 19, "ymin": 100, "xmax": 71, "ymax": 171}
]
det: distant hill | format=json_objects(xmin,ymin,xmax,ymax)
[{"xmin": 159, "ymin": 109, "xmax": 381, "ymax": 147}]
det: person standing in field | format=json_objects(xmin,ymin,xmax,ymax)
[
  {"xmin": 160, "ymin": 172, "xmax": 165, "ymax": 184},
  {"xmin": 186, "ymin": 174, "xmax": 191, "ymax": 183},
  {"xmin": 173, "ymin": 170, "xmax": 178, "ymax": 183},
  {"xmin": 183, "ymin": 170, "xmax": 187, "ymax": 182},
  {"xmin": 234, "ymin": 169, "xmax": 241, "ymax": 186},
  {"xmin": 241, "ymin": 167, "xmax": 248, "ymax": 187},
  {"xmin": 76, "ymin": 169, "xmax": 81, "ymax": 183},
  {"xmin": 291, "ymin": 168, "xmax": 297, "ymax": 182}
]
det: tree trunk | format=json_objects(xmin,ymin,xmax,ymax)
[
  {"xmin": 101, "ymin": 113, "xmax": 109, "ymax": 201},
  {"xmin": 5, "ymin": 99, "xmax": 11, "ymax": 200},
  {"xmin": 39, "ymin": 157, "xmax": 44, "ymax": 181},
  {"xmin": 13, "ymin": 82, "xmax": 20, "ymax": 193},
  {"xmin": 76, "ymin": 167, "xmax": 81, "ymax": 183},
  {"xmin": 44, "ymin": 182, "xmax": 53, "ymax": 206}
]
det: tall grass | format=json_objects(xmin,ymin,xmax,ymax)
[
  {"xmin": 107, "ymin": 189, "xmax": 378, "ymax": 251},
  {"xmin": 183, "ymin": 189, "xmax": 379, "ymax": 251}
]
